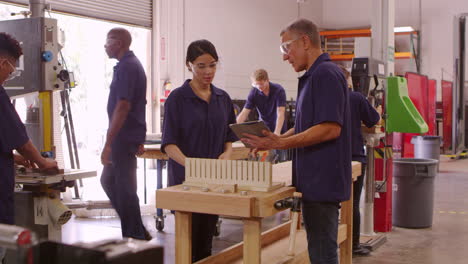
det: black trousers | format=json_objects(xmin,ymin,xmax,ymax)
[
  {"xmin": 191, "ymin": 213, "xmax": 219, "ymax": 263},
  {"xmin": 352, "ymin": 163, "xmax": 366, "ymax": 248},
  {"xmin": 100, "ymin": 141, "xmax": 146, "ymax": 239}
]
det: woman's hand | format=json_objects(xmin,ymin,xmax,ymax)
[{"xmin": 218, "ymin": 148, "xmax": 233, "ymax": 160}]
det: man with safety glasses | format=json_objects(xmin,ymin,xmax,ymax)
[
  {"xmin": 241, "ymin": 19, "xmax": 351, "ymax": 264},
  {"xmin": 0, "ymin": 32, "xmax": 58, "ymax": 261},
  {"xmin": 236, "ymin": 69, "xmax": 287, "ymax": 136}
]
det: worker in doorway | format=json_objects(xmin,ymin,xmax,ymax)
[
  {"xmin": 236, "ymin": 69, "xmax": 287, "ymax": 135},
  {"xmin": 338, "ymin": 65, "xmax": 380, "ymax": 256},
  {"xmin": 161, "ymin": 39, "xmax": 237, "ymax": 262},
  {"xmin": 100, "ymin": 28, "xmax": 151, "ymax": 241},
  {"xmin": 0, "ymin": 32, "xmax": 58, "ymax": 261},
  {"xmin": 241, "ymin": 19, "xmax": 351, "ymax": 264}
]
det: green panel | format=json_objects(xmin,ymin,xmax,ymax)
[{"xmin": 386, "ymin": 76, "xmax": 428, "ymax": 133}]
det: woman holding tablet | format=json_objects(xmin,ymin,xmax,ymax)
[{"xmin": 161, "ymin": 39, "xmax": 237, "ymax": 262}]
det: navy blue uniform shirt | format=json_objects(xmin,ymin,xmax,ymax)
[
  {"xmin": 0, "ymin": 85, "xmax": 29, "ymax": 224},
  {"xmin": 107, "ymin": 51, "xmax": 147, "ymax": 144},
  {"xmin": 294, "ymin": 53, "xmax": 351, "ymax": 202},
  {"xmin": 161, "ymin": 80, "xmax": 238, "ymax": 186},
  {"xmin": 244, "ymin": 82, "xmax": 287, "ymax": 132},
  {"xmin": 349, "ymin": 91, "xmax": 380, "ymax": 163}
]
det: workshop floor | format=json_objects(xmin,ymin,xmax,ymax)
[{"xmin": 63, "ymin": 156, "xmax": 468, "ymax": 264}]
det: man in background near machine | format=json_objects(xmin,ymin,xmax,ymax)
[
  {"xmin": 339, "ymin": 65, "xmax": 380, "ymax": 256},
  {"xmin": 236, "ymin": 69, "xmax": 287, "ymax": 135},
  {"xmin": 100, "ymin": 28, "xmax": 151, "ymax": 241},
  {"xmin": 241, "ymin": 19, "xmax": 351, "ymax": 264},
  {"xmin": 0, "ymin": 32, "xmax": 58, "ymax": 261}
]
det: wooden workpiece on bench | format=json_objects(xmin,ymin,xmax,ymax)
[{"xmin": 139, "ymin": 142, "xmax": 268, "ymax": 161}]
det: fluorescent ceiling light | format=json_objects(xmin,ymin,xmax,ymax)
[{"xmin": 394, "ymin": 26, "xmax": 415, "ymax": 33}]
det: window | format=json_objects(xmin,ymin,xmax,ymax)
[{"xmin": 1, "ymin": 3, "xmax": 153, "ymax": 201}]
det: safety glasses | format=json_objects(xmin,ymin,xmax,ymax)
[
  {"xmin": 280, "ymin": 36, "xmax": 301, "ymax": 55},
  {"xmin": 2, "ymin": 60, "xmax": 20, "ymax": 81},
  {"xmin": 190, "ymin": 61, "xmax": 218, "ymax": 71}
]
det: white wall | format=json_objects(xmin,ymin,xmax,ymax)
[
  {"xmin": 322, "ymin": 0, "xmax": 468, "ymax": 96},
  {"xmin": 158, "ymin": 0, "xmax": 323, "ymax": 101}
]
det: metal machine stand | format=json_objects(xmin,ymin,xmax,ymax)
[{"xmin": 361, "ymin": 132, "xmax": 387, "ymax": 251}]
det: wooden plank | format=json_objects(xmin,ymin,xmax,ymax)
[
  {"xmin": 140, "ymin": 143, "xmax": 265, "ymax": 160},
  {"xmin": 207, "ymin": 184, "xmax": 237, "ymax": 193},
  {"xmin": 196, "ymin": 220, "xmax": 292, "ymax": 264},
  {"xmin": 156, "ymin": 186, "xmax": 254, "ymax": 217},
  {"xmin": 244, "ymin": 218, "xmax": 261, "ymax": 264},
  {"xmin": 337, "ymin": 224, "xmax": 348, "ymax": 244},
  {"xmin": 230, "ymin": 228, "xmax": 309, "ymax": 264},
  {"xmin": 351, "ymin": 161, "xmax": 361, "ymax": 181},
  {"xmin": 175, "ymin": 211, "xmax": 192, "ymax": 264},
  {"xmin": 339, "ymin": 195, "xmax": 353, "ymax": 264}
]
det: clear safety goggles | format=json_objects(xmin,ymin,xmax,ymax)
[
  {"xmin": 280, "ymin": 36, "xmax": 300, "ymax": 55},
  {"xmin": 3, "ymin": 60, "xmax": 20, "ymax": 81},
  {"xmin": 190, "ymin": 61, "xmax": 218, "ymax": 71}
]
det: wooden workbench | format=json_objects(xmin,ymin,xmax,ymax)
[{"xmin": 156, "ymin": 161, "xmax": 361, "ymax": 264}]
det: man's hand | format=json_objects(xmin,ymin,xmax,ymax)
[
  {"xmin": 136, "ymin": 144, "xmax": 145, "ymax": 156},
  {"xmin": 101, "ymin": 144, "xmax": 112, "ymax": 165},
  {"xmin": 241, "ymin": 130, "xmax": 282, "ymax": 152},
  {"xmin": 14, "ymin": 154, "xmax": 35, "ymax": 168},
  {"xmin": 38, "ymin": 158, "xmax": 58, "ymax": 174}
]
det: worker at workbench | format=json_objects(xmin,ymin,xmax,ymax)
[
  {"xmin": 241, "ymin": 19, "xmax": 351, "ymax": 264},
  {"xmin": 100, "ymin": 28, "xmax": 151, "ymax": 240},
  {"xmin": 236, "ymin": 69, "xmax": 287, "ymax": 135},
  {"xmin": 339, "ymin": 65, "xmax": 380, "ymax": 256},
  {"xmin": 0, "ymin": 32, "xmax": 57, "ymax": 261},
  {"xmin": 161, "ymin": 39, "xmax": 237, "ymax": 262}
]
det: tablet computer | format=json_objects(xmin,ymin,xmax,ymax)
[{"xmin": 229, "ymin": 121, "xmax": 270, "ymax": 148}]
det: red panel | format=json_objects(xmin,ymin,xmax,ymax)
[
  {"xmin": 441, "ymin": 80, "xmax": 453, "ymax": 152},
  {"xmin": 403, "ymin": 133, "xmax": 417, "ymax": 158},
  {"xmin": 374, "ymin": 135, "xmax": 393, "ymax": 232},
  {"xmin": 427, "ymin": 79, "xmax": 437, "ymax": 135},
  {"xmin": 405, "ymin": 72, "xmax": 429, "ymax": 122}
]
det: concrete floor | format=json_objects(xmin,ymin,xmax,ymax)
[
  {"xmin": 353, "ymin": 156, "xmax": 468, "ymax": 264},
  {"xmin": 61, "ymin": 155, "xmax": 468, "ymax": 263}
]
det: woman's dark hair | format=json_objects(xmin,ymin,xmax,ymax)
[
  {"xmin": 0, "ymin": 32, "xmax": 22, "ymax": 59},
  {"xmin": 186, "ymin": 39, "xmax": 218, "ymax": 63}
]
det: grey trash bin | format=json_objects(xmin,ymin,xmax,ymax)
[
  {"xmin": 392, "ymin": 158, "xmax": 438, "ymax": 228},
  {"xmin": 411, "ymin": 136, "xmax": 441, "ymax": 171}
]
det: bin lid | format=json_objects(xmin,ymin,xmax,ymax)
[
  {"xmin": 393, "ymin": 158, "xmax": 438, "ymax": 165},
  {"xmin": 411, "ymin": 136, "xmax": 440, "ymax": 144},
  {"xmin": 411, "ymin": 135, "xmax": 441, "ymax": 141}
]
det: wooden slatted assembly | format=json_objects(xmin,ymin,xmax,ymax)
[{"xmin": 183, "ymin": 158, "xmax": 284, "ymax": 192}]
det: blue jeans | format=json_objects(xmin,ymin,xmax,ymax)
[
  {"xmin": 100, "ymin": 141, "xmax": 146, "ymax": 239},
  {"xmin": 302, "ymin": 201, "xmax": 340, "ymax": 264}
]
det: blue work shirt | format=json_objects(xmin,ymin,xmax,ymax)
[
  {"xmin": 0, "ymin": 85, "xmax": 29, "ymax": 224},
  {"xmin": 244, "ymin": 82, "xmax": 287, "ymax": 132},
  {"xmin": 107, "ymin": 51, "xmax": 147, "ymax": 144},
  {"xmin": 294, "ymin": 53, "xmax": 351, "ymax": 203},
  {"xmin": 349, "ymin": 91, "xmax": 380, "ymax": 163},
  {"xmin": 161, "ymin": 80, "xmax": 238, "ymax": 186}
]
